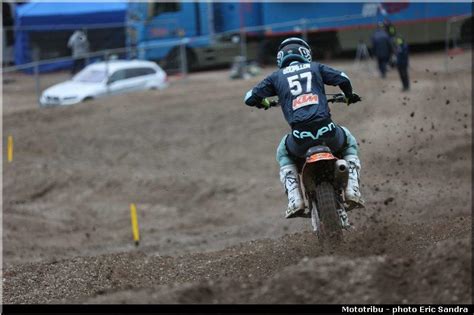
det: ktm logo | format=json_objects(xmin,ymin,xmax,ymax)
[{"xmin": 292, "ymin": 93, "xmax": 319, "ymax": 110}]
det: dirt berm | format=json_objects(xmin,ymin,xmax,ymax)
[{"xmin": 2, "ymin": 51, "xmax": 472, "ymax": 303}]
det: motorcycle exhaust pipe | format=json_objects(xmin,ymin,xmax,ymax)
[{"xmin": 334, "ymin": 159, "xmax": 349, "ymax": 188}]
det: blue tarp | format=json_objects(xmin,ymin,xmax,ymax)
[{"xmin": 15, "ymin": 1, "xmax": 127, "ymax": 72}]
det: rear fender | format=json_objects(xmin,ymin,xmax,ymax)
[{"xmin": 301, "ymin": 152, "xmax": 337, "ymax": 192}]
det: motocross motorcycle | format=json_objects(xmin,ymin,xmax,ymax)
[{"xmin": 265, "ymin": 94, "xmax": 361, "ymax": 242}]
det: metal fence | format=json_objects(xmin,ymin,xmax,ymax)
[
  {"xmin": 2, "ymin": 13, "xmax": 384, "ymax": 70},
  {"xmin": 2, "ymin": 37, "xmax": 190, "ymax": 108},
  {"xmin": 2, "ymin": 14, "xmax": 472, "ymax": 109},
  {"xmin": 444, "ymin": 14, "xmax": 472, "ymax": 72},
  {"xmin": 3, "ymin": 16, "xmax": 368, "ymax": 108}
]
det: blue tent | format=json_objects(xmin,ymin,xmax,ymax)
[{"xmin": 15, "ymin": 1, "xmax": 127, "ymax": 72}]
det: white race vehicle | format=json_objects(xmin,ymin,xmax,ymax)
[{"xmin": 40, "ymin": 60, "xmax": 168, "ymax": 107}]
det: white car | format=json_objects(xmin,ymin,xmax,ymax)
[{"xmin": 40, "ymin": 60, "xmax": 168, "ymax": 106}]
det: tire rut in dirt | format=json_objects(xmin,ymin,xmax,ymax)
[{"xmin": 2, "ymin": 51, "xmax": 471, "ymax": 303}]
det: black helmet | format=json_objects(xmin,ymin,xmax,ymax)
[{"xmin": 276, "ymin": 37, "xmax": 312, "ymax": 68}]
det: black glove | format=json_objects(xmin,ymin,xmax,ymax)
[{"xmin": 346, "ymin": 93, "xmax": 361, "ymax": 105}]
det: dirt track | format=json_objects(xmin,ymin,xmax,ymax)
[{"xmin": 2, "ymin": 50, "xmax": 472, "ymax": 303}]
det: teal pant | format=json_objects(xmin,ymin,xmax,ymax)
[{"xmin": 276, "ymin": 125, "xmax": 359, "ymax": 167}]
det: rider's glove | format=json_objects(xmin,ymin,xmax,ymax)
[
  {"xmin": 345, "ymin": 93, "xmax": 361, "ymax": 106},
  {"xmin": 259, "ymin": 98, "xmax": 277, "ymax": 110}
]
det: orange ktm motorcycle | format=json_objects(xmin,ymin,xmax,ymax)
[{"xmin": 266, "ymin": 94, "xmax": 359, "ymax": 241}]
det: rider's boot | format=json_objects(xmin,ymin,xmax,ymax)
[
  {"xmin": 279, "ymin": 164, "xmax": 306, "ymax": 218},
  {"xmin": 344, "ymin": 155, "xmax": 365, "ymax": 209}
]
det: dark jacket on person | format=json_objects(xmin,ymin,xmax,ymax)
[
  {"xmin": 394, "ymin": 37, "xmax": 409, "ymax": 68},
  {"xmin": 245, "ymin": 61, "xmax": 352, "ymax": 126},
  {"xmin": 371, "ymin": 29, "xmax": 392, "ymax": 60}
]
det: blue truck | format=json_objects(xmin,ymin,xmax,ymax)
[{"xmin": 126, "ymin": 2, "xmax": 472, "ymax": 70}]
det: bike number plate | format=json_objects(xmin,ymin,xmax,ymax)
[{"xmin": 306, "ymin": 152, "xmax": 335, "ymax": 163}]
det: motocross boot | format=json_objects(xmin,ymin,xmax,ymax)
[
  {"xmin": 344, "ymin": 155, "xmax": 365, "ymax": 210},
  {"xmin": 279, "ymin": 165, "xmax": 306, "ymax": 218}
]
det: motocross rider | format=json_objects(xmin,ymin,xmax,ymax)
[{"xmin": 244, "ymin": 37, "xmax": 364, "ymax": 218}]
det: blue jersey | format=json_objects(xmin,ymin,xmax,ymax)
[{"xmin": 250, "ymin": 62, "xmax": 351, "ymax": 126}]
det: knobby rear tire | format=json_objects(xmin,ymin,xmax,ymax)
[{"xmin": 315, "ymin": 181, "xmax": 343, "ymax": 243}]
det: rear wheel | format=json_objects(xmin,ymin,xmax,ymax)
[{"xmin": 315, "ymin": 181, "xmax": 343, "ymax": 243}]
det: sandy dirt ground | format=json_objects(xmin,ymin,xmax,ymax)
[{"xmin": 2, "ymin": 50, "xmax": 472, "ymax": 303}]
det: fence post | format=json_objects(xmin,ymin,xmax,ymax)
[
  {"xmin": 33, "ymin": 47, "xmax": 42, "ymax": 107},
  {"xmin": 240, "ymin": 27, "xmax": 247, "ymax": 61},
  {"xmin": 445, "ymin": 19, "xmax": 451, "ymax": 73},
  {"xmin": 179, "ymin": 38, "xmax": 188, "ymax": 77},
  {"xmin": 139, "ymin": 45, "xmax": 145, "ymax": 60},
  {"xmin": 104, "ymin": 51, "xmax": 110, "ymax": 94},
  {"xmin": 125, "ymin": 25, "xmax": 131, "ymax": 60},
  {"xmin": 301, "ymin": 18, "xmax": 308, "ymax": 42},
  {"xmin": 34, "ymin": 61, "xmax": 41, "ymax": 107}
]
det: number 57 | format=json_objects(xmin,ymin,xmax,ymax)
[{"xmin": 287, "ymin": 72, "xmax": 312, "ymax": 96}]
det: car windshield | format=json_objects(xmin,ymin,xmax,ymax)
[{"xmin": 73, "ymin": 68, "xmax": 107, "ymax": 83}]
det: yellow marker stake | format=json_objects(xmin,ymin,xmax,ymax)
[
  {"xmin": 7, "ymin": 136, "xmax": 13, "ymax": 163},
  {"xmin": 130, "ymin": 203, "xmax": 140, "ymax": 246}
]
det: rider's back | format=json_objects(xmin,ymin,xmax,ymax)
[{"xmin": 254, "ymin": 61, "xmax": 351, "ymax": 127}]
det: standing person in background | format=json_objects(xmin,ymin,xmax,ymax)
[
  {"xmin": 383, "ymin": 19, "xmax": 398, "ymax": 68},
  {"xmin": 383, "ymin": 19, "xmax": 397, "ymax": 38},
  {"xmin": 68, "ymin": 29, "xmax": 90, "ymax": 74},
  {"xmin": 371, "ymin": 23, "xmax": 392, "ymax": 78},
  {"xmin": 394, "ymin": 36, "xmax": 410, "ymax": 91}
]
